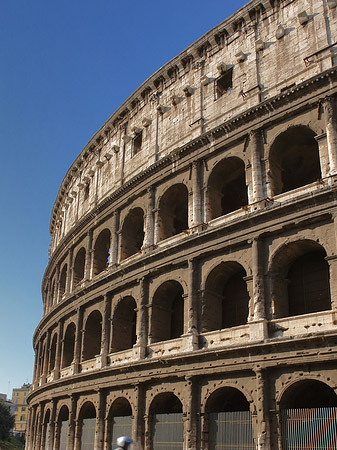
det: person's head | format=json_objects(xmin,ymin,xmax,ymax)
[{"xmin": 117, "ymin": 436, "xmax": 133, "ymax": 450}]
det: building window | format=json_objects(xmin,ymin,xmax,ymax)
[
  {"xmin": 133, "ymin": 130, "xmax": 142, "ymax": 155},
  {"xmin": 216, "ymin": 69, "xmax": 233, "ymax": 99}
]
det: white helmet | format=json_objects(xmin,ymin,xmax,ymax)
[{"xmin": 117, "ymin": 436, "xmax": 133, "ymax": 450}]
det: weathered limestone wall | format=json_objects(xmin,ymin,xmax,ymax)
[{"xmin": 49, "ymin": 0, "xmax": 337, "ymax": 254}]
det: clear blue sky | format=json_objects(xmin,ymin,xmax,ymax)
[{"xmin": 0, "ymin": 0, "xmax": 247, "ymax": 398}]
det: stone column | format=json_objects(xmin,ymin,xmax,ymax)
[
  {"xmin": 31, "ymin": 405, "xmax": 38, "ymax": 450},
  {"xmin": 315, "ymin": 133, "xmax": 330, "ymax": 179},
  {"xmin": 101, "ymin": 294, "xmax": 112, "ymax": 367},
  {"xmin": 144, "ymin": 413, "xmax": 151, "ymax": 450},
  {"xmin": 143, "ymin": 187, "xmax": 155, "ymax": 248},
  {"xmin": 184, "ymin": 259, "xmax": 199, "ymax": 350},
  {"xmin": 54, "ymin": 263, "xmax": 60, "ymax": 304},
  {"xmin": 103, "ymin": 412, "xmax": 111, "ymax": 450},
  {"xmin": 253, "ymin": 367, "xmax": 271, "ymax": 450},
  {"xmin": 84, "ymin": 229, "xmax": 93, "ymax": 280},
  {"xmin": 67, "ymin": 395, "xmax": 77, "ymax": 450},
  {"xmin": 110, "ymin": 210, "xmax": 120, "ymax": 266},
  {"xmin": 47, "ymin": 278, "xmax": 52, "ymax": 313},
  {"xmin": 133, "ymin": 383, "xmax": 145, "ymax": 448},
  {"xmin": 94, "ymin": 390, "xmax": 106, "ymax": 450},
  {"xmin": 66, "ymin": 247, "xmax": 74, "ymax": 293},
  {"xmin": 323, "ymin": 96, "xmax": 337, "ymax": 175},
  {"xmin": 73, "ymin": 307, "xmax": 84, "ymax": 374},
  {"xmin": 42, "ymin": 330, "xmax": 51, "ymax": 383},
  {"xmin": 325, "ymin": 254, "xmax": 337, "ymax": 310},
  {"xmin": 249, "ymin": 130, "xmax": 264, "ymax": 204},
  {"xmin": 53, "ymin": 419, "xmax": 62, "ymax": 450},
  {"xmin": 35, "ymin": 403, "xmax": 44, "ymax": 450},
  {"xmin": 35, "ymin": 340, "xmax": 43, "ymax": 387},
  {"xmin": 184, "ymin": 376, "xmax": 199, "ymax": 450},
  {"xmin": 249, "ymin": 238, "xmax": 268, "ymax": 341},
  {"xmin": 25, "ymin": 407, "xmax": 34, "ymax": 450},
  {"xmin": 153, "ymin": 208, "xmax": 160, "ymax": 244},
  {"xmin": 48, "ymin": 399, "xmax": 57, "ymax": 450},
  {"xmin": 54, "ymin": 319, "xmax": 64, "ymax": 379},
  {"xmin": 190, "ymin": 161, "xmax": 202, "ymax": 228},
  {"xmin": 74, "ymin": 418, "xmax": 82, "ymax": 450},
  {"xmin": 135, "ymin": 278, "xmax": 148, "ymax": 358}
]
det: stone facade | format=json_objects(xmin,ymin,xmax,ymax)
[{"xmin": 27, "ymin": 0, "xmax": 337, "ymax": 449}]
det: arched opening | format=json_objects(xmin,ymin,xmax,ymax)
[
  {"xmin": 73, "ymin": 247, "xmax": 86, "ymax": 286},
  {"xmin": 82, "ymin": 310, "xmax": 102, "ymax": 361},
  {"xmin": 93, "ymin": 229, "xmax": 111, "ymax": 276},
  {"xmin": 79, "ymin": 402, "xmax": 96, "ymax": 450},
  {"xmin": 49, "ymin": 333, "xmax": 57, "ymax": 373},
  {"xmin": 59, "ymin": 264, "xmax": 67, "ymax": 298},
  {"xmin": 202, "ymin": 262, "xmax": 249, "ymax": 332},
  {"xmin": 205, "ymin": 388, "xmax": 254, "ymax": 450},
  {"xmin": 280, "ymin": 380, "xmax": 337, "ymax": 449},
  {"xmin": 150, "ymin": 281, "xmax": 184, "ymax": 343},
  {"xmin": 41, "ymin": 409, "xmax": 51, "ymax": 450},
  {"xmin": 111, "ymin": 297, "xmax": 137, "ymax": 352},
  {"xmin": 207, "ymin": 157, "xmax": 248, "ymax": 220},
  {"xmin": 158, "ymin": 184, "xmax": 188, "ymax": 241},
  {"xmin": 150, "ymin": 393, "xmax": 183, "ymax": 450},
  {"xmin": 62, "ymin": 323, "xmax": 76, "ymax": 368},
  {"xmin": 57, "ymin": 405, "xmax": 69, "ymax": 450},
  {"xmin": 120, "ymin": 208, "xmax": 145, "ymax": 260},
  {"xmin": 269, "ymin": 126, "xmax": 321, "ymax": 196},
  {"xmin": 108, "ymin": 398, "xmax": 133, "ymax": 450},
  {"xmin": 270, "ymin": 241, "xmax": 330, "ymax": 319}
]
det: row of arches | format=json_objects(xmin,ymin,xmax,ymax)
[
  {"xmin": 35, "ymin": 240, "xmax": 332, "ymax": 383},
  {"xmin": 45, "ymin": 125, "xmax": 324, "ymax": 312},
  {"xmin": 30, "ymin": 379, "xmax": 337, "ymax": 450}
]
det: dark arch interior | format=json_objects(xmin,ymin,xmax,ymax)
[
  {"xmin": 150, "ymin": 393, "xmax": 182, "ymax": 414},
  {"xmin": 93, "ymin": 229, "xmax": 111, "ymax": 276},
  {"xmin": 208, "ymin": 157, "xmax": 248, "ymax": 220},
  {"xmin": 269, "ymin": 126, "xmax": 321, "ymax": 196},
  {"xmin": 159, "ymin": 184, "xmax": 188, "ymax": 241},
  {"xmin": 280, "ymin": 380, "xmax": 337, "ymax": 409},
  {"xmin": 287, "ymin": 250, "xmax": 330, "ymax": 316},
  {"xmin": 120, "ymin": 208, "xmax": 144, "ymax": 260},
  {"xmin": 73, "ymin": 247, "xmax": 86, "ymax": 286},
  {"xmin": 49, "ymin": 333, "xmax": 57, "ymax": 372},
  {"xmin": 109, "ymin": 398, "xmax": 132, "ymax": 417},
  {"xmin": 203, "ymin": 262, "xmax": 249, "ymax": 332},
  {"xmin": 82, "ymin": 310, "xmax": 102, "ymax": 361},
  {"xmin": 111, "ymin": 297, "xmax": 137, "ymax": 352},
  {"xmin": 79, "ymin": 402, "xmax": 96, "ymax": 419},
  {"xmin": 206, "ymin": 387, "xmax": 250, "ymax": 412},
  {"xmin": 151, "ymin": 281, "xmax": 184, "ymax": 342},
  {"xmin": 59, "ymin": 264, "xmax": 67, "ymax": 297},
  {"xmin": 62, "ymin": 323, "xmax": 75, "ymax": 368},
  {"xmin": 58, "ymin": 406, "xmax": 69, "ymax": 422}
]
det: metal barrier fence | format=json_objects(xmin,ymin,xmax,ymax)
[
  {"xmin": 281, "ymin": 407, "xmax": 337, "ymax": 449},
  {"xmin": 59, "ymin": 420, "xmax": 68, "ymax": 450},
  {"xmin": 208, "ymin": 410, "xmax": 255, "ymax": 450},
  {"xmin": 152, "ymin": 412, "xmax": 184, "ymax": 450},
  {"xmin": 110, "ymin": 416, "xmax": 132, "ymax": 450},
  {"xmin": 81, "ymin": 417, "xmax": 96, "ymax": 450}
]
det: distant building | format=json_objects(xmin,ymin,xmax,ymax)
[
  {"xmin": 12, "ymin": 383, "xmax": 31, "ymax": 437},
  {"xmin": 0, "ymin": 393, "xmax": 6, "ymax": 401},
  {"xmin": 0, "ymin": 393, "xmax": 15, "ymax": 416}
]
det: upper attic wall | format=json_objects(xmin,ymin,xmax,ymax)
[{"xmin": 49, "ymin": 0, "xmax": 337, "ymax": 256}]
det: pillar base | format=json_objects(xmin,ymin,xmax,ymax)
[
  {"xmin": 181, "ymin": 331, "xmax": 199, "ymax": 352},
  {"xmin": 133, "ymin": 343, "xmax": 147, "ymax": 359},
  {"xmin": 249, "ymin": 319, "xmax": 268, "ymax": 341}
]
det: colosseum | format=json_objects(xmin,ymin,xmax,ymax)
[{"xmin": 27, "ymin": 0, "xmax": 337, "ymax": 449}]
